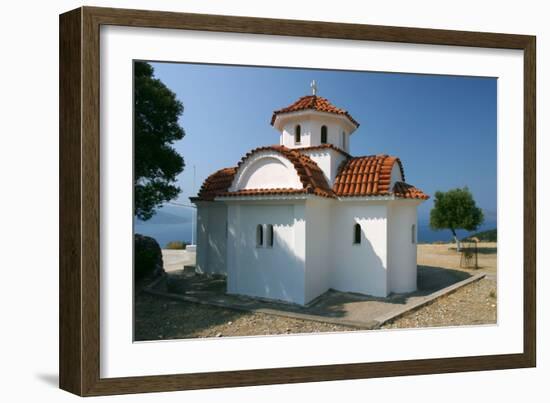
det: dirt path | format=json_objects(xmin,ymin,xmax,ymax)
[
  {"xmin": 381, "ymin": 278, "xmax": 497, "ymax": 329},
  {"xmin": 134, "ymin": 291, "xmax": 355, "ymax": 340},
  {"xmin": 135, "ymin": 243, "xmax": 497, "ymax": 340}
]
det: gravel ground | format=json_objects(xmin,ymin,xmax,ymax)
[
  {"xmin": 381, "ymin": 278, "xmax": 497, "ymax": 329},
  {"xmin": 135, "ymin": 242, "xmax": 497, "ymax": 340},
  {"xmin": 135, "ymin": 291, "xmax": 355, "ymax": 341}
]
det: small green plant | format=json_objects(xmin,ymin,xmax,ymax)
[
  {"xmin": 489, "ymin": 290, "xmax": 497, "ymax": 299},
  {"xmin": 165, "ymin": 241, "xmax": 188, "ymax": 250}
]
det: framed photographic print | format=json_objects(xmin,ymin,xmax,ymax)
[{"xmin": 59, "ymin": 6, "xmax": 536, "ymax": 396}]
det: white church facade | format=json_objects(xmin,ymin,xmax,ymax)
[{"xmin": 191, "ymin": 84, "xmax": 429, "ymax": 305}]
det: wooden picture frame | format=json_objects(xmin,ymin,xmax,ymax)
[{"xmin": 59, "ymin": 6, "xmax": 536, "ymax": 396}]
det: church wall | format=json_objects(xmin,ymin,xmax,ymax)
[
  {"xmin": 302, "ymin": 149, "xmax": 348, "ymax": 187},
  {"xmin": 231, "ymin": 152, "xmax": 303, "ymax": 191},
  {"xmin": 329, "ymin": 202, "xmax": 389, "ymax": 297},
  {"xmin": 387, "ymin": 201, "xmax": 418, "ymax": 294},
  {"xmin": 279, "ymin": 113, "xmax": 353, "ymax": 152},
  {"xmin": 195, "ymin": 203, "xmax": 209, "ymax": 274},
  {"xmin": 304, "ymin": 198, "xmax": 333, "ymax": 303},
  {"xmin": 226, "ymin": 202, "xmax": 307, "ymax": 305},
  {"xmin": 281, "ymin": 119, "xmax": 313, "ymax": 147},
  {"xmin": 195, "ymin": 202, "xmax": 228, "ymax": 275}
]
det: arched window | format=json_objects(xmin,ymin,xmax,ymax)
[
  {"xmin": 353, "ymin": 223, "xmax": 361, "ymax": 244},
  {"xmin": 295, "ymin": 125, "xmax": 301, "ymax": 144},
  {"xmin": 411, "ymin": 224, "xmax": 416, "ymax": 244},
  {"xmin": 321, "ymin": 125, "xmax": 328, "ymax": 144},
  {"xmin": 267, "ymin": 224, "xmax": 274, "ymax": 247},
  {"xmin": 256, "ymin": 224, "xmax": 264, "ymax": 247}
]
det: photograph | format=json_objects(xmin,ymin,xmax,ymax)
[{"xmin": 133, "ymin": 61, "xmax": 497, "ymax": 341}]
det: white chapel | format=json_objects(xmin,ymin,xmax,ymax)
[{"xmin": 191, "ymin": 82, "xmax": 429, "ymax": 305}]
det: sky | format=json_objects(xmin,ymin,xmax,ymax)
[{"xmin": 147, "ymin": 61, "xmax": 497, "ymax": 223}]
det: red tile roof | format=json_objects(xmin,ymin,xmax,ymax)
[
  {"xmin": 193, "ymin": 146, "xmax": 335, "ymax": 201},
  {"xmin": 192, "ymin": 148, "xmax": 428, "ymax": 201},
  {"xmin": 270, "ymin": 95, "xmax": 359, "ymax": 127},
  {"xmin": 191, "ymin": 167, "xmax": 237, "ymax": 201},
  {"xmin": 333, "ymin": 155, "xmax": 405, "ymax": 197},
  {"xmin": 217, "ymin": 188, "xmax": 318, "ymax": 198},
  {"xmin": 391, "ymin": 181, "xmax": 430, "ymax": 200},
  {"xmin": 236, "ymin": 145, "xmax": 335, "ymax": 198}
]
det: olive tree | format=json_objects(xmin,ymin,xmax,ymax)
[{"xmin": 430, "ymin": 187, "xmax": 484, "ymax": 251}]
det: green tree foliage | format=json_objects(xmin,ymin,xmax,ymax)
[
  {"xmin": 134, "ymin": 61, "xmax": 185, "ymax": 220},
  {"xmin": 430, "ymin": 187, "xmax": 484, "ymax": 250}
]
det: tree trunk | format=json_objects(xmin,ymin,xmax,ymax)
[{"xmin": 451, "ymin": 229, "xmax": 461, "ymax": 252}]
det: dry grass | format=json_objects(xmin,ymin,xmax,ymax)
[{"xmin": 418, "ymin": 242, "xmax": 497, "ymax": 274}]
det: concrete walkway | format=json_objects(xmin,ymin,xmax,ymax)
[
  {"xmin": 146, "ymin": 263, "xmax": 486, "ymax": 329},
  {"xmin": 161, "ymin": 249, "xmax": 196, "ymax": 273}
]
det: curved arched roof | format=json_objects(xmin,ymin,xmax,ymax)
[
  {"xmin": 193, "ymin": 167, "xmax": 237, "ymax": 201},
  {"xmin": 193, "ymin": 146, "xmax": 334, "ymax": 200},
  {"xmin": 333, "ymin": 155, "xmax": 404, "ymax": 197},
  {"xmin": 192, "ymin": 147, "xmax": 428, "ymax": 201}
]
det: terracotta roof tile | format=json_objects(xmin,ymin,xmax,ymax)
[
  {"xmin": 193, "ymin": 148, "xmax": 428, "ymax": 202},
  {"xmin": 333, "ymin": 155, "xmax": 428, "ymax": 199},
  {"xmin": 333, "ymin": 155, "xmax": 405, "ymax": 197},
  {"xmin": 391, "ymin": 181, "xmax": 430, "ymax": 200},
  {"xmin": 270, "ymin": 95, "xmax": 359, "ymax": 127},
  {"xmin": 192, "ymin": 167, "xmax": 237, "ymax": 201},
  {"xmin": 217, "ymin": 188, "xmax": 314, "ymax": 198},
  {"xmin": 192, "ymin": 146, "xmax": 335, "ymax": 201}
]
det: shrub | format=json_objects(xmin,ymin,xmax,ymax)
[
  {"xmin": 165, "ymin": 240, "xmax": 188, "ymax": 250},
  {"xmin": 134, "ymin": 234, "xmax": 164, "ymax": 281}
]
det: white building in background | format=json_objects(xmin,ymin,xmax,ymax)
[{"xmin": 191, "ymin": 83, "xmax": 429, "ymax": 305}]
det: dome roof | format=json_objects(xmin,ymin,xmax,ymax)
[{"xmin": 270, "ymin": 95, "xmax": 359, "ymax": 127}]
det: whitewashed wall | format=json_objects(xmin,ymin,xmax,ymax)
[
  {"xmin": 330, "ymin": 202, "xmax": 389, "ymax": 297},
  {"xmin": 278, "ymin": 112, "xmax": 356, "ymax": 152},
  {"xmin": 195, "ymin": 202, "xmax": 228, "ymax": 275},
  {"xmin": 226, "ymin": 202, "xmax": 307, "ymax": 304},
  {"xmin": 387, "ymin": 201, "xmax": 418, "ymax": 293},
  {"xmin": 304, "ymin": 199, "xmax": 333, "ymax": 302},
  {"xmin": 198, "ymin": 197, "xmax": 420, "ymax": 302},
  {"xmin": 195, "ymin": 203, "xmax": 210, "ymax": 274},
  {"xmin": 302, "ymin": 148, "xmax": 348, "ymax": 187},
  {"xmin": 230, "ymin": 151, "xmax": 302, "ymax": 191}
]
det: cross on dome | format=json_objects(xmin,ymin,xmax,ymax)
[{"xmin": 310, "ymin": 80, "xmax": 317, "ymax": 95}]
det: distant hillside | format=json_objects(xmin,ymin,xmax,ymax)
[
  {"xmin": 463, "ymin": 228, "xmax": 497, "ymax": 242},
  {"xmin": 135, "ymin": 206, "xmax": 192, "ymax": 225}
]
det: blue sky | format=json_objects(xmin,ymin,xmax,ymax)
[{"xmin": 148, "ymin": 61, "xmax": 496, "ymax": 222}]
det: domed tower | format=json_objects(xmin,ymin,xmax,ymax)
[
  {"xmin": 270, "ymin": 81, "xmax": 359, "ymax": 152},
  {"xmin": 270, "ymin": 81, "xmax": 359, "ymax": 186}
]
